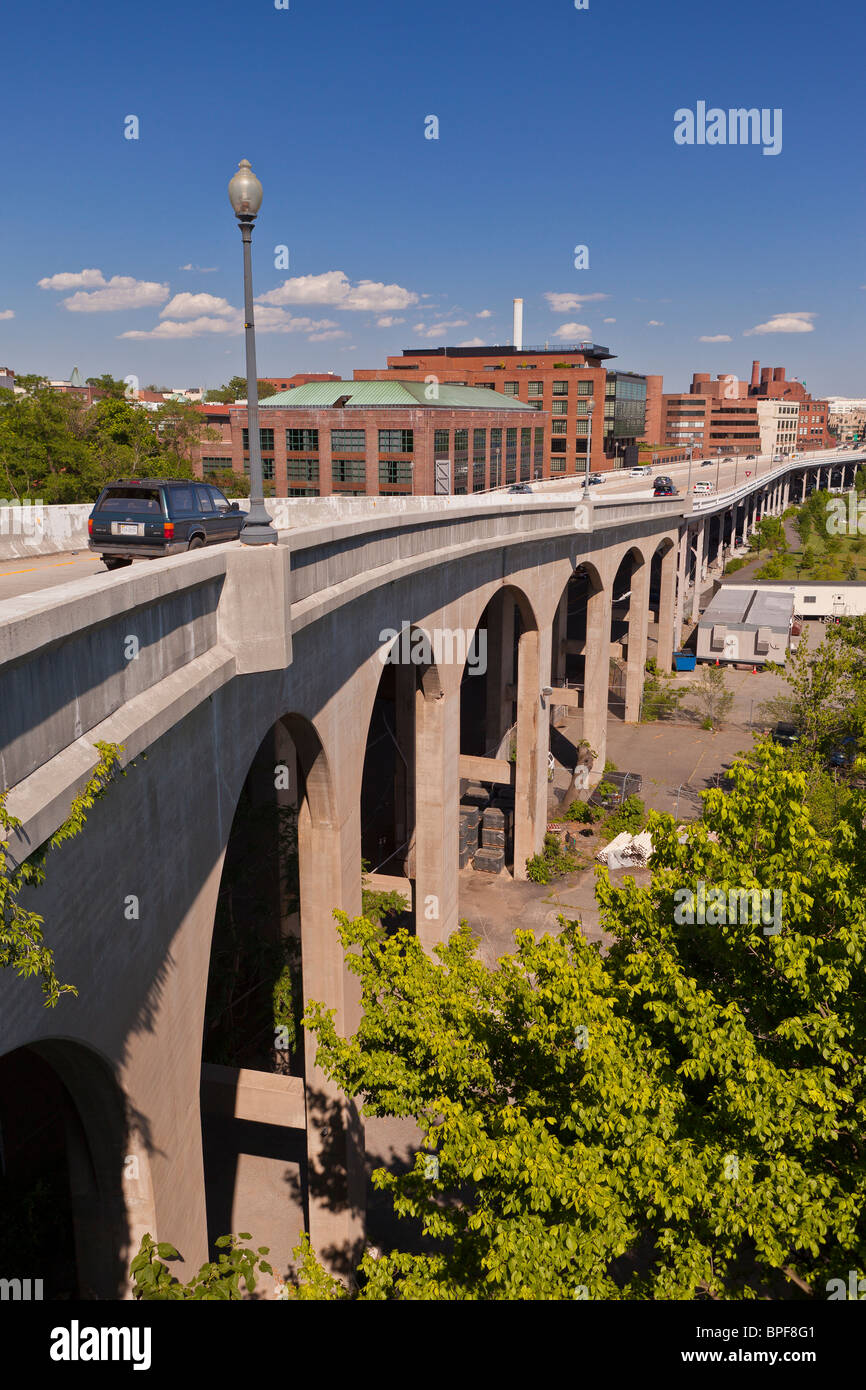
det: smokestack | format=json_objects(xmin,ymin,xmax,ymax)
[
  {"xmin": 513, "ymin": 298, "xmax": 523, "ymax": 351},
  {"xmin": 751, "ymin": 360, "xmax": 760, "ymax": 388}
]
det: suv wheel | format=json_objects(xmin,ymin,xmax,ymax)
[
  {"xmin": 187, "ymin": 535, "xmax": 206, "ymax": 550},
  {"xmin": 103, "ymin": 557, "xmax": 133, "ymax": 571}
]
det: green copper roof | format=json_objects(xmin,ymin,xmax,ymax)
[{"xmin": 259, "ymin": 380, "xmax": 533, "ymax": 410}]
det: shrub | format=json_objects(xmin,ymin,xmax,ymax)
[
  {"xmin": 602, "ymin": 794, "xmax": 645, "ymax": 838},
  {"xmin": 724, "ymin": 557, "xmax": 747, "ymax": 575},
  {"xmin": 562, "ymin": 799, "xmax": 600, "ymax": 824}
]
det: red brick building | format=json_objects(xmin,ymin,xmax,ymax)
[
  {"xmin": 353, "ymin": 343, "xmax": 617, "ymax": 478},
  {"xmin": 193, "ymin": 380, "xmax": 543, "ymax": 496}
]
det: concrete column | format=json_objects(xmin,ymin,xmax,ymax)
[
  {"xmin": 782, "ymin": 478, "xmax": 790, "ymax": 509},
  {"xmin": 673, "ymin": 526, "xmax": 688, "ymax": 654},
  {"xmin": 414, "ymin": 682, "xmax": 460, "ymax": 948},
  {"xmin": 298, "ymin": 793, "xmax": 365, "ymax": 1267},
  {"xmin": 394, "ymin": 660, "xmax": 416, "ymax": 876},
  {"xmin": 485, "ymin": 594, "xmax": 515, "ymax": 756},
  {"xmin": 624, "ymin": 558, "xmax": 650, "ymax": 722},
  {"xmin": 581, "ymin": 580, "xmax": 612, "ymax": 770},
  {"xmin": 801, "ymin": 474, "xmax": 807, "ymax": 502},
  {"xmin": 657, "ymin": 543, "xmax": 678, "ymax": 672},
  {"xmin": 551, "ymin": 588, "xmax": 569, "ymax": 686},
  {"xmin": 513, "ymin": 621, "xmax": 551, "ymax": 880},
  {"xmin": 691, "ymin": 521, "xmax": 707, "ymax": 618}
]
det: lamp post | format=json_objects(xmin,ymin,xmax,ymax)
[
  {"xmin": 582, "ymin": 399, "xmax": 595, "ymax": 500},
  {"xmin": 715, "ymin": 447, "xmax": 723, "ymax": 492},
  {"xmin": 228, "ymin": 158, "xmax": 277, "ymax": 545},
  {"xmin": 685, "ymin": 439, "xmax": 695, "ymax": 498}
]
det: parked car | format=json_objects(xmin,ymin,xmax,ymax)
[
  {"xmin": 507, "ymin": 482, "xmax": 533, "ymax": 494},
  {"xmin": 693, "ymin": 480, "xmax": 715, "ymax": 494},
  {"xmin": 88, "ymin": 478, "xmax": 245, "ymax": 570},
  {"xmin": 771, "ymin": 722, "xmax": 800, "ymax": 748}
]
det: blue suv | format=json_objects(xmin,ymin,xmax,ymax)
[{"xmin": 88, "ymin": 478, "xmax": 245, "ymax": 570}]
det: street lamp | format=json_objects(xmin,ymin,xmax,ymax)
[
  {"xmin": 582, "ymin": 399, "xmax": 595, "ymax": 501},
  {"xmin": 228, "ymin": 158, "xmax": 277, "ymax": 545},
  {"xmin": 715, "ymin": 447, "xmax": 723, "ymax": 492}
]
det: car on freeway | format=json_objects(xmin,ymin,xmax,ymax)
[
  {"xmin": 653, "ymin": 476, "xmax": 677, "ymax": 496},
  {"xmin": 507, "ymin": 482, "xmax": 533, "ymax": 494},
  {"xmin": 88, "ymin": 478, "xmax": 245, "ymax": 570},
  {"xmin": 700, "ymin": 458, "xmax": 714, "ymax": 467},
  {"xmin": 587, "ymin": 473, "xmax": 604, "ymax": 485},
  {"xmin": 693, "ymin": 480, "xmax": 715, "ymax": 494},
  {"xmin": 629, "ymin": 465, "xmax": 652, "ymax": 477},
  {"xmin": 722, "ymin": 456, "xmax": 734, "ymax": 463},
  {"xmin": 745, "ymin": 453, "xmax": 757, "ymax": 460}
]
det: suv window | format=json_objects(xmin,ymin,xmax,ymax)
[
  {"xmin": 169, "ymin": 486, "xmax": 195, "ymax": 513},
  {"xmin": 208, "ymin": 487, "xmax": 230, "ymax": 511},
  {"xmin": 195, "ymin": 485, "xmax": 215, "ymax": 513},
  {"xmin": 96, "ymin": 487, "xmax": 163, "ymax": 514}
]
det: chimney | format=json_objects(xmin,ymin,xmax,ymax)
[
  {"xmin": 751, "ymin": 360, "xmax": 760, "ymax": 388},
  {"xmin": 773, "ymin": 367, "xmax": 785, "ymax": 382},
  {"xmin": 513, "ymin": 298, "xmax": 524, "ymax": 351},
  {"xmin": 761, "ymin": 368, "xmax": 772, "ymax": 385}
]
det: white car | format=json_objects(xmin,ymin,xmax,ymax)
[
  {"xmin": 629, "ymin": 466, "xmax": 651, "ymax": 477},
  {"xmin": 693, "ymin": 480, "xmax": 715, "ymax": 494}
]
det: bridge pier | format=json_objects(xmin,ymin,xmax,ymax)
[{"xmin": 414, "ymin": 678, "xmax": 461, "ymax": 947}]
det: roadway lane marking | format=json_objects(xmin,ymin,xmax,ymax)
[{"xmin": 0, "ymin": 567, "xmax": 38, "ymax": 576}]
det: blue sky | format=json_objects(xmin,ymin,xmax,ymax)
[{"xmin": 0, "ymin": 0, "xmax": 863, "ymax": 394}]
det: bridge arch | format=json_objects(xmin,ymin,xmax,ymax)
[{"xmin": 0, "ymin": 1037, "xmax": 154, "ymax": 1298}]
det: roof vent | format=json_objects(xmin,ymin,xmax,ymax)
[{"xmin": 333, "ymin": 394, "xmax": 352, "ymax": 408}]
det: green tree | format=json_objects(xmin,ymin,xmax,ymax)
[
  {"xmin": 0, "ymin": 384, "xmax": 96, "ymax": 502},
  {"xmin": 687, "ymin": 665, "xmax": 734, "ymax": 729},
  {"xmin": 130, "ymin": 1233, "xmax": 272, "ymax": 1300},
  {"xmin": 291, "ymin": 745, "xmax": 866, "ymax": 1300},
  {"xmin": 1, "ymin": 743, "xmax": 122, "ymax": 1005},
  {"xmin": 85, "ymin": 373, "xmax": 128, "ymax": 399}
]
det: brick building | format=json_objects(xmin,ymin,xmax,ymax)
[
  {"xmin": 650, "ymin": 359, "xmax": 832, "ymax": 460},
  {"xmin": 193, "ymin": 380, "xmax": 542, "ymax": 496},
  {"xmin": 353, "ymin": 342, "xmax": 633, "ymax": 478}
]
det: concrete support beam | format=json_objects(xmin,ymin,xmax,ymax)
[
  {"xmin": 657, "ymin": 543, "xmax": 678, "ymax": 672},
  {"xmin": 414, "ymin": 684, "xmax": 460, "ymax": 948},
  {"xmin": 624, "ymin": 560, "xmax": 650, "ymax": 723},
  {"xmin": 513, "ymin": 622, "xmax": 550, "ymax": 880},
  {"xmin": 458, "ymin": 753, "xmax": 514, "ymax": 784}
]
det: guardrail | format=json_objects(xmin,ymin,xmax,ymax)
[{"xmin": 688, "ymin": 450, "xmax": 862, "ymax": 515}]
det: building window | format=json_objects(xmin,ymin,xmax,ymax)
[
  {"xmin": 505, "ymin": 427, "xmax": 517, "ymax": 483},
  {"xmin": 333, "ymin": 459, "xmax": 365, "ymax": 483},
  {"xmin": 520, "ymin": 427, "xmax": 531, "ymax": 481},
  {"xmin": 379, "ymin": 429, "xmax": 414, "ymax": 453},
  {"xmin": 202, "ymin": 457, "xmax": 233, "ymax": 475},
  {"xmin": 503, "ymin": 382, "xmax": 519, "ymax": 396},
  {"xmin": 577, "ymin": 381, "xmax": 594, "ymax": 397},
  {"xmin": 550, "ymin": 457, "xmax": 567, "ymax": 472},
  {"xmin": 379, "ymin": 460, "xmax": 413, "ymax": 485},
  {"xmin": 489, "ymin": 428, "xmax": 502, "ymax": 488},
  {"xmin": 552, "ymin": 400, "xmax": 568, "ymax": 416},
  {"xmin": 287, "ymin": 486, "xmax": 319, "ymax": 497},
  {"xmin": 286, "ymin": 428, "xmax": 319, "ymax": 452},
  {"xmin": 552, "ymin": 420, "xmax": 568, "ymax": 435},
  {"xmin": 527, "ymin": 381, "xmax": 543, "ymax": 398},
  {"xmin": 243, "ymin": 456, "xmax": 275, "ymax": 478},
  {"xmin": 287, "ymin": 457, "xmax": 319, "ymax": 482},
  {"xmin": 550, "ymin": 438, "xmax": 567, "ymax": 453},
  {"xmin": 434, "ymin": 428, "xmax": 450, "ymax": 456},
  {"xmin": 330, "ymin": 428, "xmax": 365, "ymax": 451},
  {"xmin": 575, "ymin": 419, "xmax": 588, "ymax": 437},
  {"xmin": 552, "ymin": 381, "xmax": 568, "ymax": 396},
  {"xmin": 534, "ymin": 427, "xmax": 544, "ymax": 478},
  {"xmin": 243, "ymin": 428, "xmax": 275, "ymax": 452}
]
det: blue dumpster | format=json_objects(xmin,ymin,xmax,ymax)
[{"xmin": 674, "ymin": 651, "xmax": 696, "ymax": 672}]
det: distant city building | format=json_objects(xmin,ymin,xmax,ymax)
[
  {"xmin": 649, "ymin": 360, "xmax": 832, "ymax": 459},
  {"xmin": 0, "ymin": 365, "xmax": 14, "ymax": 392},
  {"xmin": 353, "ymin": 342, "xmax": 621, "ymax": 478},
  {"xmin": 191, "ymin": 379, "xmax": 543, "ymax": 495},
  {"xmin": 827, "ymin": 399, "xmax": 866, "ymax": 443}
]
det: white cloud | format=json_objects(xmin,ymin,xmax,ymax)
[
  {"xmin": 0, "ymin": 309, "xmax": 14, "ymax": 320},
  {"xmin": 121, "ymin": 305, "xmax": 340, "ymax": 340},
  {"xmin": 308, "ymin": 329, "xmax": 350, "ymax": 341},
  {"xmin": 603, "ymin": 317, "xmax": 616, "ymax": 324},
  {"xmin": 256, "ymin": 270, "xmax": 418, "ymax": 312},
  {"xmin": 553, "ymin": 321, "xmax": 591, "ymax": 339},
  {"xmin": 699, "ymin": 333, "xmax": 732, "ymax": 343},
  {"xmin": 744, "ymin": 312, "xmax": 816, "ymax": 336},
  {"xmin": 63, "ymin": 277, "xmax": 170, "ymax": 313},
  {"xmin": 38, "ymin": 268, "xmax": 107, "ymax": 291},
  {"xmin": 180, "ymin": 263, "xmax": 218, "ymax": 273},
  {"xmin": 545, "ymin": 292, "xmax": 608, "ymax": 312},
  {"xmin": 161, "ymin": 292, "xmax": 236, "ymax": 320},
  {"xmin": 411, "ymin": 320, "xmax": 469, "ymax": 339},
  {"xmin": 458, "ymin": 337, "xmax": 485, "ymax": 347},
  {"xmin": 477, "ymin": 309, "xmax": 493, "ymax": 318},
  {"xmin": 647, "ymin": 320, "xmax": 664, "ymax": 327},
  {"xmin": 376, "ymin": 316, "xmax": 405, "ymax": 328}
]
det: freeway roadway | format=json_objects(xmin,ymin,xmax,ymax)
[{"xmin": 0, "ymin": 448, "xmax": 850, "ymax": 603}]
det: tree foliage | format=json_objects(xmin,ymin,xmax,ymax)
[
  {"xmin": 0, "ymin": 742, "xmax": 122, "ymax": 1005},
  {"xmin": 296, "ymin": 744, "xmax": 866, "ymax": 1299},
  {"xmin": 130, "ymin": 1233, "xmax": 272, "ymax": 1300}
]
